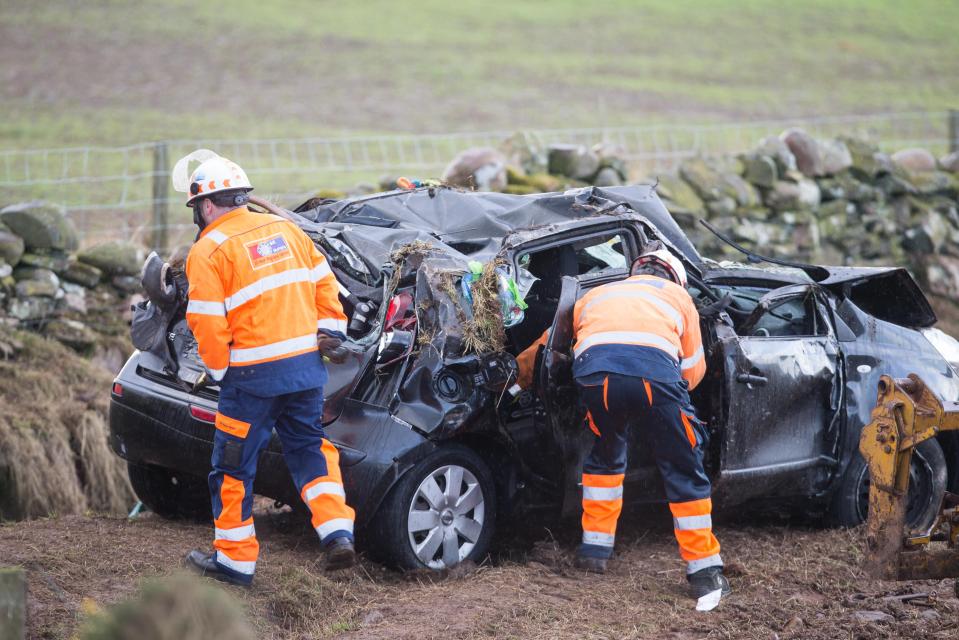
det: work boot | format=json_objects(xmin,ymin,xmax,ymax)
[
  {"xmin": 185, "ymin": 550, "xmax": 252, "ymax": 588},
  {"xmin": 573, "ymin": 554, "xmax": 608, "ymax": 574},
  {"xmin": 324, "ymin": 536, "xmax": 356, "ymax": 571},
  {"xmin": 687, "ymin": 566, "xmax": 731, "ymax": 600}
]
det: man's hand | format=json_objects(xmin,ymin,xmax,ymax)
[{"xmin": 318, "ymin": 333, "xmax": 349, "ymax": 364}]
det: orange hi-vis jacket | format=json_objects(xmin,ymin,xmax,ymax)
[
  {"xmin": 185, "ymin": 206, "xmax": 347, "ymax": 395},
  {"xmin": 516, "ymin": 274, "xmax": 705, "ymax": 390}
]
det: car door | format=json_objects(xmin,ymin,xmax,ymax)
[
  {"xmin": 537, "ymin": 276, "xmax": 596, "ymax": 515},
  {"xmin": 717, "ymin": 284, "xmax": 842, "ymax": 500}
]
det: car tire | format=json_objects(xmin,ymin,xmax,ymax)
[
  {"xmin": 127, "ymin": 462, "xmax": 211, "ymax": 521},
  {"xmin": 371, "ymin": 445, "xmax": 496, "ymax": 571},
  {"xmin": 828, "ymin": 438, "xmax": 947, "ymax": 531}
]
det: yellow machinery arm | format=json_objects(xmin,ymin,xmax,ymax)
[{"xmin": 860, "ymin": 374, "xmax": 959, "ymax": 582}]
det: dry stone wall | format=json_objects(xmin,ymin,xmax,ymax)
[{"xmin": 0, "ymin": 202, "xmax": 143, "ymax": 356}]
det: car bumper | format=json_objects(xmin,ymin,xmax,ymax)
[{"xmin": 109, "ymin": 355, "xmax": 434, "ymax": 526}]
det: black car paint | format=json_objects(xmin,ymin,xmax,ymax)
[{"xmin": 110, "ymin": 186, "xmax": 959, "ymax": 538}]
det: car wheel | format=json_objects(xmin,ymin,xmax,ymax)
[
  {"xmin": 828, "ymin": 438, "xmax": 947, "ymax": 531},
  {"xmin": 372, "ymin": 445, "xmax": 496, "ymax": 570},
  {"xmin": 127, "ymin": 462, "xmax": 211, "ymax": 521}
]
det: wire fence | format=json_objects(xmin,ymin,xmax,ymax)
[{"xmin": 1, "ymin": 110, "xmax": 956, "ymax": 249}]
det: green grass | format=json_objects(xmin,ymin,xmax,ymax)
[{"xmin": 2, "ymin": 0, "xmax": 957, "ymax": 149}]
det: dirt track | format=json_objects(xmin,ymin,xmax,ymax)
[{"xmin": 3, "ymin": 507, "xmax": 958, "ymax": 639}]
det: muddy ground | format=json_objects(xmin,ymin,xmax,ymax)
[{"xmin": 3, "ymin": 505, "xmax": 958, "ymax": 640}]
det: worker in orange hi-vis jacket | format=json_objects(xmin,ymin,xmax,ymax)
[
  {"xmin": 515, "ymin": 242, "xmax": 729, "ymax": 605},
  {"xmin": 170, "ymin": 150, "xmax": 354, "ymax": 587}
]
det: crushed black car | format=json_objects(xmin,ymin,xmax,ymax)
[{"xmin": 109, "ymin": 185, "xmax": 959, "ymax": 570}]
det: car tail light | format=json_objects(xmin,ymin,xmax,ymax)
[
  {"xmin": 190, "ymin": 405, "xmax": 217, "ymax": 423},
  {"xmin": 385, "ymin": 292, "xmax": 416, "ymax": 330},
  {"xmin": 112, "ymin": 382, "xmax": 123, "ymax": 397}
]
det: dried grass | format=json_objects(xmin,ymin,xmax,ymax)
[
  {"xmin": 461, "ymin": 260, "xmax": 506, "ymax": 354},
  {"xmin": 0, "ymin": 327, "xmax": 133, "ymax": 520},
  {"xmin": 79, "ymin": 574, "xmax": 255, "ymax": 640}
]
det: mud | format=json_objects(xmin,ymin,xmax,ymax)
[{"xmin": 2, "ymin": 507, "xmax": 957, "ymax": 639}]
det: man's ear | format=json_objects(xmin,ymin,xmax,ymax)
[{"xmin": 201, "ymin": 199, "xmax": 215, "ymax": 224}]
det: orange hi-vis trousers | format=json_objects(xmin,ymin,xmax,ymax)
[
  {"xmin": 210, "ymin": 384, "xmax": 354, "ymax": 584},
  {"xmin": 577, "ymin": 372, "xmax": 721, "ymax": 573}
]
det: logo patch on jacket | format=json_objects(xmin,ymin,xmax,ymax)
[{"xmin": 245, "ymin": 233, "xmax": 292, "ymax": 269}]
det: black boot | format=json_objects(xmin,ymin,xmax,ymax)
[
  {"xmin": 324, "ymin": 537, "xmax": 356, "ymax": 571},
  {"xmin": 185, "ymin": 550, "xmax": 252, "ymax": 588},
  {"xmin": 687, "ymin": 566, "xmax": 730, "ymax": 600},
  {"xmin": 574, "ymin": 554, "xmax": 608, "ymax": 574}
]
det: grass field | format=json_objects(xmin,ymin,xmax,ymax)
[{"xmin": 2, "ymin": 0, "xmax": 958, "ymax": 149}]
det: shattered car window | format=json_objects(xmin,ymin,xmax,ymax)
[{"xmin": 579, "ymin": 235, "xmax": 628, "ymax": 273}]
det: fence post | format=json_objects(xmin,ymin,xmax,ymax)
[
  {"xmin": 152, "ymin": 141, "xmax": 169, "ymax": 255},
  {"xmin": 949, "ymin": 110, "xmax": 959, "ymax": 153},
  {"xmin": 0, "ymin": 566, "xmax": 25, "ymax": 640}
]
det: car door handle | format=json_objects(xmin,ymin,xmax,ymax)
[{"xmin": 736, "ymin": 373, "xmax": 768, "ymax": 386}]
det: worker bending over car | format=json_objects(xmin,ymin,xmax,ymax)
[
  {"xmin": 172, "ymin": 149, "xmax": 355, "ymax": 587},
  {"xmin": 516, "ymin": 242, "xmax": 729, "ymax": 603}
]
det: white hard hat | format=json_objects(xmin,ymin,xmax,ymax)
[
  {"xmin": 633, "ymin": 247, "xmax": 687, "ymax": 286},
  {"xmin": 171, "ymin": 149, "xmax": 253, "ymax": 206}
]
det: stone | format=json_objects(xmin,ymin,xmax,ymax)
[
  {"xmin": 820, "ymin": 171, "xmax": 881, "ymax": 203},
  {"xmin": 756, "ymin": 136, "xmax": 797, "ymax": 174},
  {"xmin": 0, "ymin": 225, "xmax": 25, "ymax": 266},
  {"xmin": 13, "ymin": 265, "xmax": 59, "ymax": 287},
  {"xmin": 61, "ymin": 260, "xmax": 102, "ymax": 288},
  {"xmin": 111, "ymin": 275, "xmax": 141, "ymax": 294},
  {"xmin": 841, "ymin": 137, "xmax": 882, "ymax": 180},
  {"xmin": 797, "ymin": 178, "xmax": 822, "ymax": 209},
  {"xmin": 939, "ymin": 151, "xmax": 959, "ymax": 173},
  {"xmin": 925, "ymin": 255, "xmax": 959, "ymax": 298},
  {"xmin": 781, "ymin": 128, "xmax": 824, "ymax": 177},
  {"xmin": 7, "ymin": 296, "xmax": 57, "ymax": 322},
  {"xmin": 733, "ymin": 218, "xmax": 789, "ymax": 247},
  {"xmin": 705, "ymin": 196, "xmax": 737, "ymax": 218},
  {"xmin": 592, "ymin": 167, "xmax": 622, "ymax": 187},
  {"xmin": 77, "ymin": 241, "xmax": 145, "ymax": 277},
  {"xmin": 18, "ymin": 251, "xmax": 70, "ymax": 273},
  {"xmin": 501, "ymin": 131, "xmax": 548, "ymax": 175},
  {"xmin": 547, "ymin": 144, "xmax": 601, "ymax": 180},
  {"xmin": 902, "ymin": 210, "xmax": 951, "ymax": 254},
  {"xmin": 527, "ymin": 173, "xmax": 564, "ymax": 193},
  {"xmin": 592, "ymin": 143, "xmax": 629, "ymax": 181},
  {"xmin": 0, "ymin": 261, "xmax": 11, "ymax": 280},
  {"xmin": 61, "ymin": 282, "xmax": 88, "ymax": 314},
  {"xmin": 892, "ymin": 148, "xmax": 937, "ymax": 173},
  {"xmin": 0, "ymin": 201, "xmax": 78, "ymax": 252},
  {"xmin": 910, "ymin": 170, "xmax": 959, "ymax": 196},
  {"xmin": 679, "ymin": 157, "xmax": 725, "ymax": 201},
  {"xmin": 722, "ymin": 172, "xmax": 760, "ymax": 207},
  {"xmin": 15, "ymin": 278, "xmax": 59, "ymax": 298},
  {"xmin": 851, "ymin": 610, "xmax": 894, "ymax": 625},
  {"xmin": 876, "ymin": 173, "xmax": 918, "ymax": 198},
  {"xmin": 442, "ymin": 147, "xmax": 508, "ymax": 191},
  {"xmin": 742, "ymin": 154, "xmax": 778, "ymax": 189},
  {"xmin": 655, "ymin": 173, "xmax": 704, "ymax": 215},
  {"xmin": 819, "ymin": 139, "xmax": 853, "ymax": 175},
  {"xmin": 764, "ymin": 181, "xmax": 802, "ymax": 211},
  {"xmin": 44, "ymin": 318, "xmax": 98, "ymax": 353},
  {"xmin": 0, "ymin": 567, "xmax": 26, "ymax": 640}
]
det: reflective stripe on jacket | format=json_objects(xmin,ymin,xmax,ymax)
[
  {"xmin": 572, "ymin": 275, "xmax": 705, "ymax": 389},
  {"xmin": 185, "ymin": 207, "xmax": 347, "ymax": 387}
]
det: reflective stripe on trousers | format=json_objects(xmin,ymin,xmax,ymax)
[
  {"xmin": 212, "ymin": 474, "xmax": 258, "ymax": 576},
  {"xmin": 301, "ymin": 439, "xmax": 356, "ymax": 545},
  {"xmin": 580, "ymin": 472, "xmax": 625, "ymax": 558},
  {"xmin": 670, "ymin": 497, "xmax": 721, "ymax": 574}
]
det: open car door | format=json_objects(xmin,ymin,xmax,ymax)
[
  {"xmin": 717, "ymin": 284, "xmax": 842, "ymax": 500},
  {"xmin": 538, "ymin": 275, "xmax": 594, "ymax": 516}
]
